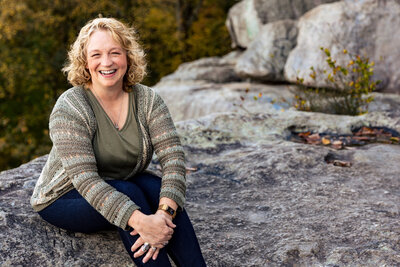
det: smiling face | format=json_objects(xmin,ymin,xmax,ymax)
[{"xmin": 86, "ymin": 29, "xmax": 128, "ymax": 91}]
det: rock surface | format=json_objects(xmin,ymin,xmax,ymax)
[
  {"xmin": 284, "ymin": 0, "xmax": 400, "ymax": 93},
  {"xmin": 1, "ymin": 87, "xmax": 400, "ymax": 266},
  {"xmin": 177, "ymin": 111, "xmax": 400, "ymax": 266},
  {"xmin": 0, "ymin": 156, "xmax": 136, "ymax": 267},
  {"xmin": 160, "ymin": 51, "xmax": 242, "ymax": 84},
  {"xmin": 235, "ymin": 20, "xmax": 298, "ymax": 81},
  {"xmin": 2, "ymin": 1, "xmax": 400, "ymax": 265},
  {"xmin": 226, "ymin": 0, "xmax": 337, "ymax": 48},
  {"xmin": 154, "ymin": 81, "xmax": 295, "ymax": 121}
]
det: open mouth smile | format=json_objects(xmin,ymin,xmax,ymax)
[{"xmin": 99, "ymin": 69, "xmax": 117, "ymax": 76}]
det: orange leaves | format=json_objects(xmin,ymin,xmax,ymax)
[
  {"xmin": 292, "ymin": 127, "xmax": 400, "ymax": 150},
  {"xmin": 322, "ymin": 137, "xmax": 330, "ymax": 145},
  {"xmin": 354, "ymin": 126, "xmax": 375, "ymax": 136}
]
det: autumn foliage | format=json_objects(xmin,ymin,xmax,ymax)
[
  {"xmin": 294, "ymin": 47, "xmax": 380, "ymax": 115},
  {"xmin": 0, "ymin": 0, "xmax": 238, "ymax": 171}
]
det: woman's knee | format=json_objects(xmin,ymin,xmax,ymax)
[
  {"xmin": 106, "ymin": 180, "xmax": 152, "ymax": 214},
  {"xmin": 131, "ymin": 172, "xmax": 162, "ymax": 199}
]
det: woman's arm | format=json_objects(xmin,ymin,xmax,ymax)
[
  {"xmin": 49, "ymin": 94, "xmax": 139, "ymax": 230},
  {"xmin": 147, "ymin": 90, "xmax": 187, "ymax": 211},
  {"xmin": 129, "ymin": 89, "xmax": 186, "ymax": 262}
]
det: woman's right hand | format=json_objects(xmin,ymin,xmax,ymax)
[{"xmin": 128, "ymin": 210, "xmax": 176, "ymax": 246}]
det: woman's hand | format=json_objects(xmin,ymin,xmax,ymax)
[
  {"xmin": 130, "ymin": 235, "xmax": 161, "ymax": 263},
  {"xmin": 129, "ymin": 212, "xmax": 174, "ymax": 263},
  {"xmin": 155, "ymin": 209, "xmax": 174, "ymax": 222},
  {"xmin": 128, "ymin": 210, "xmax": 176, "ymax": 245}
]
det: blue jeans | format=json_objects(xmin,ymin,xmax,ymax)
[{"xmin": 38, "ymin": 172, "xmax": 206, "ymax": 267}]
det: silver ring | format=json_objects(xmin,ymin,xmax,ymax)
[
  {"xmin": 163, "ymin": 241, "xmax": 169, "ymax": 246},
  {"xmin": 151, "ymin": 247, "xmax": 157, "ymax": 251},
  {"xmin": 141, "ymin": 242, "xmax": 150, "ymax": 252}
]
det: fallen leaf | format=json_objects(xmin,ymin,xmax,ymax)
[
  {"xmin": 352, "ymin": 136, "xmax": 371, "ymax": 141},
  {"xmin": 308, "ymin": 133, "xmax": 320, "ymax": 140},
  {"xmin": 356, "ymin": 126, "xmax": 374, "ymax": 135},
  {"xmin": 298, "ymin": 132, "xmax": 311, "ymax": 138},
  {"xmin": 390, "ymin": 137, "xmax": 399, "ymax": 143},
  {"xmin": 331, "ymin": 140, "xmax": 343, "ymax": 149},
  {"xmin": 332, "ymin": 160, "xmax": 351, "ymax": 167},
  {"xmin": 322, "ymin": 137, "xmax": 330, "ymax": 145}
]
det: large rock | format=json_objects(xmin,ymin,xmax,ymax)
[
  {"xmin": 160, "ymin": 51, "xmax": 242, "ymax": 84},
  {"xmin": 235, "ymin": 20, "xmax": 298, "ymax": 81},
  {"xmin": 226, "ymin": 0, "xmax": 337, "ymax": 48},
  {"xmin": 154, "ymin": 81, "xmax": 295, "ymax": 121},
  {"xmin": 177, "ymin": 107, "xmax": 400, "ymax": 266},
  {"xmin": 0, "ymin": 156, "xmax": 135, "ymax": 267},
  {"xmin": 2, "ymin": 103, "xmax": 400, "ymax": 266},
  {"xmin": 284, "ymin": 0, "xmax": 400, "ymax": 93}
]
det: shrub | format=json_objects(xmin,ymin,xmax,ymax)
[{"xmin": 294, "ymin": 47, "xmax": 380, "ymax": 116}]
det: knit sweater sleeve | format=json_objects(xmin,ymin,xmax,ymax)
[
  {"xmin": 49, "ymin": 93, "xmax": 139, "ymax": 230},
  {"xmin": 148, "ymin": 91, "xmax": 186, "ymax": 210}
]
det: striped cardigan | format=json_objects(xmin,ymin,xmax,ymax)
[{"xmin": 30, "ymin": 84, "xmax": 186, "ymax": 230}]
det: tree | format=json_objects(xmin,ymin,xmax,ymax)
[{"xmin": 0, "ymin": 0, "xmax": 238, "ymax": 170}]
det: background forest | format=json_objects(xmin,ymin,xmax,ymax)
[{"xmin": 0, "ymin": 0, "xmax": 238, "ymax": 171}]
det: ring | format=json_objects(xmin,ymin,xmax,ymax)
[
  {"xmin": 141, "ymin": 242, "xmax": 150, "ymax": 252},
  {"xmin": 151, "ymin": 247, "xmax": 157, "ymax": 251},
  {"xmin": 163, "ymin": 241, "xmax": 169, "ymax": 246}
]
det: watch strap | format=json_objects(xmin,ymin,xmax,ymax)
[{"xmin": 158, "ymin": 204, "xmax": 177, "ymax": 219}]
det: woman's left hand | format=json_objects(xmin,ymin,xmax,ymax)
[{"xmin": 130, "ymin": 234, "xmax": 162, "ymax": 263}]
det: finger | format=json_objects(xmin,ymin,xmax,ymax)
[
  {"xmin": 142, "ymin": 247, "xmax": 157, "ymax": 263},
  {"xmin": 130, "ymin": 229, "xmax": 138, "ymax": 236},
  {"xmin": 163, "ymin": 227, "xmax": 174, "ymax": 237},
  {"xmin": 134, "ymin": 244, "xmax": 147, "ymax": 258},
  {"xmin": 165, "ymin": 219, "xmax": 176, "ymax": 228},
  {"xmin": 153, "ymin": 242, "xmax": 166, "ymax": 249},
  {"xmin": 152, "ymin": 248, "xmax": 160, "ymax": 261},
  {"xmin": 164, "ymin": 233, "xmax": 173, "ymax": 241},
  {"xmin": 131, "ymin": 237, "xmax": 144, "ymax": 253}
]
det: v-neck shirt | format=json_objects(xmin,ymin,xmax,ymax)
[{"xmin": 85, "ymin": 89, "xmax": 140, "ymax": 179}]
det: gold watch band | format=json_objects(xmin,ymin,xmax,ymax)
[{"xmin": 158, "ymin": 204, "xmax": 177, "ymax": 219}]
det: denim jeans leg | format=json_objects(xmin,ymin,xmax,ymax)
[
  {"xmin": 106, "ymin": 179, "xmax": 172, "ymax": 267},
  {"xmin": 132, "ymin": 173, "xmax": 207, "ymax": 267},
  {"xmin": 38, "ymin": 189, "xmax": 115, "ymax": 233}
]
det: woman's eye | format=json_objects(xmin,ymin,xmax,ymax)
[
  {"xmin": 112, "ymin": 52, "xmax": 121, "ymax": 55},
  {"xmin": 91, "ymin": 54, "xmax": 100, "ymax": 57}
]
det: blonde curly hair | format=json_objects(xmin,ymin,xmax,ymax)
[{"xmin": 62, "ymin": 17, "xmax": 147, "ymax": 91}]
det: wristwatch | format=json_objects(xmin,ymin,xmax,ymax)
[{"xmin": 158, "ymin": 204, "xmax": 177, "ymax": 219}]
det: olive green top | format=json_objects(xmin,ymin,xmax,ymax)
[{"xmin": 85, "ymin": 89, "xmax": 140, "ymax": 179}]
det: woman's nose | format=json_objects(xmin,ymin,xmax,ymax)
[{"xmin": 101, "ymin": 55, "xmax": 113, "ymax": 66}]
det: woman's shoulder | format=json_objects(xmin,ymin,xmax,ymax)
[
  {"xmin": 134, "ymin": 83, "xmax": 166, "ymax": 105},
  {"xmin": 133, "ymin": 83, "xmax": 155, "ymax": 96},
  {"xmin": 53, "ymin": 86, "xmax": 90, "ymax": 111},
  {"xmin": 51, "ymin": 86, "xmax": 95, "ymax": 127},
  {"xmin": 56, "ymin": 86, "xmax": 87, "ymax": 103}
]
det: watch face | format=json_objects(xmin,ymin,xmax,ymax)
[{"xmin": 159, "ymin": 205, "xmax": 176, "ymax": 218}]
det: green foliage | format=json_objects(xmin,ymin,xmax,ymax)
[
  {"xmin": 294, "ymin": 47, "xmax": 380, "ymax": 116},
  {"xmin": 0, "ymin": 0, "xmax": 238, "ymax": 171}
]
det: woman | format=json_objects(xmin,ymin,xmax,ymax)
[{"xmin": 30, "ymin": 17, "xmax": 206, "ymax": 266}]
